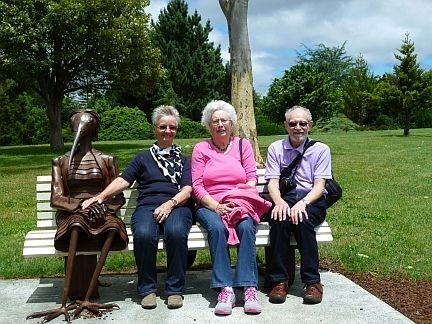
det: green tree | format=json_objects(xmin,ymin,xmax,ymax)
[
  {"xmin": 0, "ymin": 79, "xmax": 26, "ymax": 145},
  {"xmin": 414, "ymin": 69, "xmax": 432, "ymax": 128},
  {"xmin": 0, "ymin": 0, "xmax": 163, "ymax": 150},
  {"xmin": 297, "ymin": 42, "xmax": 354, "ymax": 87},
  {"xmin": 262, "ymin": 64, "xmax": 343, "ymax": 122},
  {"xmin": 343, "ymin": 55, "xmax": 378, "ymax": 125},
  {"xmin": 372, "ymin": 74, "xmax": 401, "ymax": 127},
  {"xmin": 393, "ymin": 33, "xmax": 424, "ymax": 135},
  {"xmin": 0, "ymin": 79, "xmax": 50, "ymax": 145},
  {"xmin": 152, "ymin": 0, "xmax": 229, "ymax": 121}
]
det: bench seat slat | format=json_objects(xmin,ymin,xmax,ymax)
[{"xmin": 23, "ymin": 221, "xmax": 332, "ymax": 257}]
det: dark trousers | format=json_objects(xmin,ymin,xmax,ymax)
[
  {"xmin": 268, "ymin": 194, "xmax": 327, "ymax": 285},
  {"xmin": 131, "ymin": 205, "xmax": 193, "ymax": 297}
]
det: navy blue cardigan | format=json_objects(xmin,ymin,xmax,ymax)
[{"xmin": 120, "ymin": 150, "xmax": 191, "ymax": 207}]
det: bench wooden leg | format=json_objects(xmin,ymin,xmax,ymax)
[{"xmin": 65, "ymin": 255, "xmax": 99, "ymax": 300}]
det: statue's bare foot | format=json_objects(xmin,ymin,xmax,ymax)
[
  {"xmin": 26, "ymin": 303, "xmax": 77, "ymax": 323},
  {"xmin": 72, "ymin": 300, "xmax": 119, "ymax": 318}
]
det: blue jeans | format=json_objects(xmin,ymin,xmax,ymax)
[
  {"xmin": 131, "ymin": 205, "xmax": 193, "ymax": 297},
  {"xmin": 196, "ymin": 207, "xmax": 258, "ymax": 289},
  {"xmin": 269, "ymin": 194, "xmax": 327, "ymax": 284}
]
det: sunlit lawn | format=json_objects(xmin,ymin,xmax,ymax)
[{"xmin": 0, "ymin": 129, "xmax": 431, "ymax": 280}]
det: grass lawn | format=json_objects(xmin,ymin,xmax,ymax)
[{"xmin": 0, "ymin": 129, "xmax": 431, "ymax": 280}]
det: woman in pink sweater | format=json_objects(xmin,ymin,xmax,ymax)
[{"xmin": 191, "ymin": 100, "xmax": 271, "ymax": 316}]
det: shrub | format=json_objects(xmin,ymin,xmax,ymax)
[
  {"xmin": 374, "ymin": 113, "xmax": 399, "ymax": 130},
  {"xmin": 26, "ymin": 106, "xmax": 50, "ymax": 144},
  {"xmin": 314, "ymin": 114, "xmax": 359, "ymax": 132},
  {"xmin": 177, "ymin": 118, "xmax": 209, "ymax": 139},
  {"xmin": 98, "ymin": 107, "xmax": 153, "ymax": 141},
  {"xmin": 255, "ymin": 114, "xmax": 286, "ymax": 135}
]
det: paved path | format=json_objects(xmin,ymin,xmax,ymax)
[{"xmin": 1, "ymin": 269, "xmax": 413, "ymax": 323}]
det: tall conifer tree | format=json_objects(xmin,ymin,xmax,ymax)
[
  {"xmin": 393, "ymin": 33, "xmax": 423, "ymax": 135},
  {"xmin": 153, "ymin": 0, "xmax": 229, "ymax": 120}
]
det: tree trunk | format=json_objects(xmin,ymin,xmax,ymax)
[
  {"xmin": 403, "ymin": 100, "xmax": 411, "ymax": 136},
  {"xmin": 219, "ymin": 0, "xmax": 263, "ymax": 166},
  {"xmin": 403, "ymin": 116, "xmax": 411, "ymax": 136},
  {"xmin": 46, "ymin": 98, "xmax": 65, "ymax": 151},
  {"xmin": 37, "ymin": 72, "xmax": 65, "ymax": 151}
]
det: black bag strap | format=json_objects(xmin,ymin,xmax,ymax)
[
  {"xmin": 280, "ymin": 138, "xmax": 317, "ymax": 178},
  {"xmin": 239, "ymin": 137, "xmax": 244, "ymax": 166}
]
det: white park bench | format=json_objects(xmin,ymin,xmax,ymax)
[{"xmin": 23, "ymin": 168, "xmax": 333, "ymax": 292}]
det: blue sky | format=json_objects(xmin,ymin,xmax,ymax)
[{"xmin": 148, "ymin": 0, "xmax": 432, "ymax": 95}]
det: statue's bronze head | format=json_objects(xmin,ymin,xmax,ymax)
[
  {"xmin": 69, "ymin": 110, "xmax": 100, "ymax": 169},
  {"xmin": 70, "ymin": 109, "xmax": 100, "ymax": 140}
]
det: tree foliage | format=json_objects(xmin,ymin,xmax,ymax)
[
  {"xmin": 343, "ymin": 55, "xmax": 378, "ymax": 125},
  {"xmin": 152, "ymin": 0, "xmax": 229, "ymax": 120},
  {"xmin": 0, "ymin": 0, "xmax": 163, "ymax": 150},
  {"xmin": 297, "ymin": 42, "xmax": 353, "ymax": 87},
  {"xmin": 371, "ymin": 34, "xmax": 429, "ymax": 134},
  {"xmin": 392, "ymin": 33, "xmax": 425, "ymax": 135},
  {"xmin": 98, "ymin": 107, "xmax": 153, "ymax": 141},
  {"xmin": 262, "ymin": 64, "xmax": 343, "ymax": 122}
]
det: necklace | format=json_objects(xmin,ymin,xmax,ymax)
[{"xmin": 211, "ymin": 138, "xmax": 231, "ymax": 152}]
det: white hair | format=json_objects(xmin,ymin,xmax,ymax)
[
  {"xmin": 285, "ymin": 105, "xmax": 313, "ymax": 122},
  {"xmin": 151, "ymin": 105, "xmax": 180, "ymax": 126},
  {"xmin": 201, "ymin": 100, "xmax": 237, "ymax": 130}
]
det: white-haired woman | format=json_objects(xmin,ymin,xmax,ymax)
[
  {"xmin": 191, "ymin": 100, "xmax": 271, "ymax": 316},
  {"xmin": 83, "ymin": 106, "xmax": 193, "ymax": 310}
]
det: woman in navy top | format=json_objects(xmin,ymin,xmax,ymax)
[{"xmin": 82, "ymin": 105, "xmax": 193, "ymax": 310}]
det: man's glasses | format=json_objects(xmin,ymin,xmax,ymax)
[
  {"xmin": 211, "ymin": 118, "xmax": 231, "ymax": 126},
  {"xmin": 287, "ymin": 121, "xmax": 308, "ymax": 128},
  {"xmin": 158, "ymin": 125, "xmax": 177, "ymax": 131}
]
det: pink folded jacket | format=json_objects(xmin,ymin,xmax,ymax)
[{"xmin": 219, "ymin": 184, "xmax": 272, "ymax": 245}]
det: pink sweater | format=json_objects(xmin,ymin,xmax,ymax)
[
  {"xmin": 191, "ymin": 137, "xmax": 257, "ymax": 202},
  {"xmin": 220, "ymin": 184, "xmax": 272, "ymax": 245}
]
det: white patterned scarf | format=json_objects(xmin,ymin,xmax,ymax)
[{"xmin": 150, "ymin": 143, "xmax": 183, "ymax": 188}]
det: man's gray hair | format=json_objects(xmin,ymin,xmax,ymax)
[
  {"xmin": 151, "ymin": 105, "xmax": 180, "ymax": 126},
  {"xmin": 201, "ymin": 100, "xmax": 237, "ymax": 130},
  {"xmin": 285, "ymin": 105, "xmax": 313, "ymax": 122}
]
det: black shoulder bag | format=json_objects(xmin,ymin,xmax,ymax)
[
  {"xmin": 279, "ymin": 139, "xmax": 342, "ymax": 208},
  {"xmin": 278, "ymin": 141, "xmax": 309, "ymax": 195}
]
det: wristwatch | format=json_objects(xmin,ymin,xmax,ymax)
[
  {"xmin": 301, "ymin": 198, "xmax": 310, "ymax": 206},
  {"xmin": 170, "ymin": 198, "xmax": 178, "ymax": 207}
]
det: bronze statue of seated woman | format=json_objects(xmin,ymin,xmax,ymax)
[{"xmin": 27, "ymin": 110, "xmax": 128, "ymax": 323}]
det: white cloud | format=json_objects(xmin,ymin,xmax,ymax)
[{"xmin": 148, "ymin": 0, "xmax": 432, "ymax": 95}]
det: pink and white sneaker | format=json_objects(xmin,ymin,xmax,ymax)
[
  {"xmin": 215, "ymin": 287, "xmax": 236, "ymax": 315},
  {"xmin": 244, "ymin": 286, "xmax": 262, "ymax": 314}
]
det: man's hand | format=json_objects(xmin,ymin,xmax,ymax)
[
  {"xmin": 270, "ymin": 200, "xmax": 290, "ymax": 221},
  {"xmin": 289, "ymin": 200, "xmax": 309, "ymax": 225}
]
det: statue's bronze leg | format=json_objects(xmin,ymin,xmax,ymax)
[
  {"xmin": 26, "ymin": 228, "xmax": 80, "ymax": 323},
  {"xmin": 73, "ymin": 230, "xmax": 119, "ymax": 319}
]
